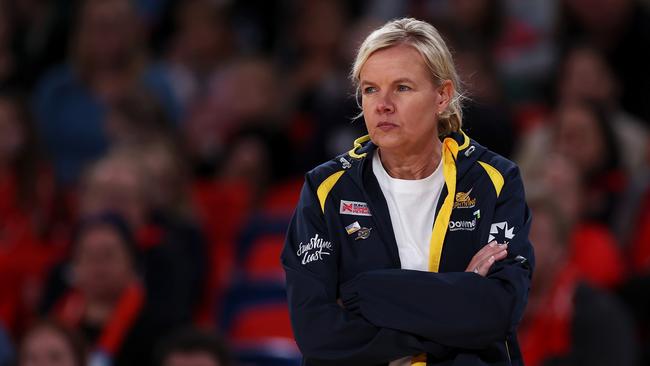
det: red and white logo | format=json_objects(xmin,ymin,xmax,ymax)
[{"xmin": 339, "ymin": 200, "xmax": 371, "ymax": 216}]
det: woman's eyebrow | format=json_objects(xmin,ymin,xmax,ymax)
[
  {"xmin": 392, "ymin": 77, "xmax": 416, "ymax": 84},
  {"xmin": 360, "ymin": 77, "xmax": 415, "ymax": 86}
]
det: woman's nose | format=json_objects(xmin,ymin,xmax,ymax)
[{"xmin": 376, "ymin": 94, "xmax": 395, "ymax": 114}]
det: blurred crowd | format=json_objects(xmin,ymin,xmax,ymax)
[{"xmin": 1, "ymin": 0, "xmax": 650, "ymax": 365}]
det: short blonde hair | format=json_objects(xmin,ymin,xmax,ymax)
[{"xmin": 351, "ymin": 18, "xmax": 464, "ymax": 136}]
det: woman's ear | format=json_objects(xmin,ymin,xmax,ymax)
[{"xmin": 437, "ymin": 80, "xmax": 454, "ymax": 112}]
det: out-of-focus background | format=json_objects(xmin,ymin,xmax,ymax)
[{"xmin": 1, "ymin": 0, "xmax": 650, "ymax": 365}]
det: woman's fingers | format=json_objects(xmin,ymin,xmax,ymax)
[
  {"xmin": 466, "ymin": 242, "xmax": 507, "ymax": 272},
  {"xmin": 493, "ymin": 247, "xmax": 508, "ymax": 261},
  {"xmin": 475, "ymin": 242, "xmax": 505, "ymax": 263},
  {"xmin": 466, "ymin": 242, "xmax": 508, "ymax": 276},
  {"xmin": 474, "ymin": 249, "xmax": 507, "ymax": 276},
  {"xmin": 474, "ymin": 255, "xmax": 495, "ymax": 276}
]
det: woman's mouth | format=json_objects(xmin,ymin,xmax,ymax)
[{"xmin": 377, "ymin": 121, "xmax": 398, "ymax": 131}]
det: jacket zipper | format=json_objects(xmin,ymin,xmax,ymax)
[{"xmin": 505, "ymin": 340, "xmax": 512, "ymax": 364}]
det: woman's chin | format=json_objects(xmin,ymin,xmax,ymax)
[{"xmin": 370, "ymin": 132, "xmax": 404, "ymax": 150}]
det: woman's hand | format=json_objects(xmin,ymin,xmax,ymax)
[{"xmin": 465, "ymin": 241, "xmax": 508, "ymax": 276}]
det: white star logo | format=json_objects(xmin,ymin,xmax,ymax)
[{"xmin": 488, "ymin": 221, "xmax": 515, "ymax": 243}]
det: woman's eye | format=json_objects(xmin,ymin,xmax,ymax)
[
  {"xmin": 363, "ymin": 86, "xmax": 377, "ymax": 94},
  {"xmin": 397, "ymin": 84, "xmax": 411, "ymax": 92}
]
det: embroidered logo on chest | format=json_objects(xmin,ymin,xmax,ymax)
[
  {"xmin": 449, "ymin": 219, "xmax": 477, "ymax": 231},
  {"xmin": 454, "ymin": 188, "xmax": 477, "ymax": 209}
]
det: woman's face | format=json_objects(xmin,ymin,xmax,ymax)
[
  {"xmin": 555, "ymin": 105, "xmax": 605, "ymax": 176},
  {"xmin": 80, "ymin": 158, "xmax": 148, "ymax": 228},
  {"xmin": 78, "ymin": 0, "xmax": 136, "ymax": 64},
  {"xmin": 559, "ymin": 48, "xmax": 615, "ymax": 104},
  {"xmin": 360, "ymin": 44, "xmax": 448, "ymax": 152},
  {"xmin": 72, "ymin": 224, "xmax": 135, "ymax": 303},
  {"xmin": 20, "ymin": 327, "xmax": 78, "ymax": 366}
]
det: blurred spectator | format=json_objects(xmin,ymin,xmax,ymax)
[
  {"xmin": 445, "ymin": 0, "xmax": 506, "ymax": 49},
  {"xmin": 78, "ymin": 150, "xmax": 150, "ymax": 230},
  {"xmin": 0, "ymin": 92, "xmax": 55, "ymax": 235},
  {"xmin": 432, "ymin": 0, "xmax": 557, "ymax": 105},
  {"xmin": 228, "ymin": 0, "xmax": 283, "ymax": 54},
  {"xmin": 18, "ymin": 320, "xmax": 85, "ymax": 366},
  {"xmin": 497, "ymin": 0, "xmax": 558, "ymax": 85},
  {"xmin": 282, "ymin": 0, "xmax": 348, "ymax": 102},
  {"xmin": 554, "ymin": 101, "xmax": 625, "ymax": 224},
  {"xmin": 279, "ymin": 0, "xmax": 365, "ymax": 168},
  {"xmin": 153, "ymin": 0, "xmax": 233, "ymax": 117},
  {"xmin": 41, "ymin": 146, "xmax": 206, "ymax": 327},
  {"xmin": 519, "ymin": 197, "xmax": 639, "ymax": 366},
  {"xmin": 521, "ymin": 153, "xmax": 625, "ymax": 289},
  {"xmin": 137, "ymin": 139, "xmax": 192, "ymax": 216},
  {"xmin": 1, "ymin": 0, "xmax": 73, "ymax": 89},
  {"xmin": 556, "ymin": 45, "xmax": 648, "ymax": 174},
  {"xmin": 155, "ymin": 327, "xmax": 232, "ymax": 366},
  {"xmin": 0, "ymin": 92, "xmax": 58, "ymax": 336},
  {"xmin": 32, "ymin": 0, "xmax": 178, "ymax": 185},
  {"xmin": 52, "ymin": 213, "xmax": 168, "ymax": 365},
  {"xmin": 519, "ymin": 100, "xmax": 626, "ymax": 226},
  {"xmin": 220, "ymin": 126, "xmax": 297, "ymax": 205},
  {"xmin": 105, "ymin": 90, "xmax": 175, "ymax": 148},
  {"xmin": 558, "ymin": 0, "xmax": 650, "ymax": 124},
  {"xmin": 183, "ymin": 57, "xmax": 288, "ymax": 179},
  {"xmin": 137, "ymin": 140, "xmax": 208, "ymax": 323},
  {"xmin": 80, "ymin": 146, "xmax": 205, "ymax": 323},
  {"xmin": 454, "ymin": 47, "xmax": 515, "ymax": 158}
]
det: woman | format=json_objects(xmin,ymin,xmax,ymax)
[
  {"xmin": 0, "ymin": 92, "xmax": 57, "ymax": 335},
  {"xmin": 19, "ymin": 320, "xmax": 87, "ymax": 366},
  {"xmin": 51, "ymin": 213, "xmax": 167, "ymax": 365},
  {"xmin": 282, "ymin": 18, "xmax": 534, "ymax": 365},
  {"xmin": 33, "ymin": 0, "xmax": 178, "ymax": 185},
  {"xmin": 519, "ymin": 197, "xmax": 637, "ymax": 366}
]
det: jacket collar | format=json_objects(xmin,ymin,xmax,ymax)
[{"xmin": 347, "ymin": 130, "xmax": 486, "ymax": 185}]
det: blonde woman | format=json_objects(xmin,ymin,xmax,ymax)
[{"xmin": 282, "ymin": 18, "xmax": 534, "ymax": 365}]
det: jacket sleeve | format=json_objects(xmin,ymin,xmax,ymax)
[
  {"xmin": 340, "ymin": 166, "xmax": 535, "ymax": 349},
  {"xmin": 282, "ymin": 176, "xmax": 449, "ymax": 364}
]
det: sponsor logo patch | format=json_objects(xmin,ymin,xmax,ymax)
[
  {"xmin": 449, "ymin": 219, "xmax": 477, "ymax": 232},
  {"xmin": 340, "ymin": 200, "xmax": 371, "ymax": 216},
  {"xmin": 454, "ymin": 188, "xmax": 476, "ymax": 209},
  {"xmin": 488, "ymin": 221, "xmax": 515, "ymax": 244},
  {"xmin": 296, "ymin": 234, "xmax": 333, "ymax": 265}
]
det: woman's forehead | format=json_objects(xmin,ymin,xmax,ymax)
[{"xmin": 360, "ymin": 44, "xmax": 429, "ymax": 82}]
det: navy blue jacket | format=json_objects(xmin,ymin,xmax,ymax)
[{"xmin": 282, "ymin": 131, "xmax": 534, "ymax": 365}]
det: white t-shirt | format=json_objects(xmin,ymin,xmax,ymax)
[{"xmin": 372, "ymin": 149, "xmax": 445, "ymax": 366}]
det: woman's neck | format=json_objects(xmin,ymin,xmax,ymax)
[{"xmin": 379, "ymin": 140, "xmax": 442, "ymax": 180}]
